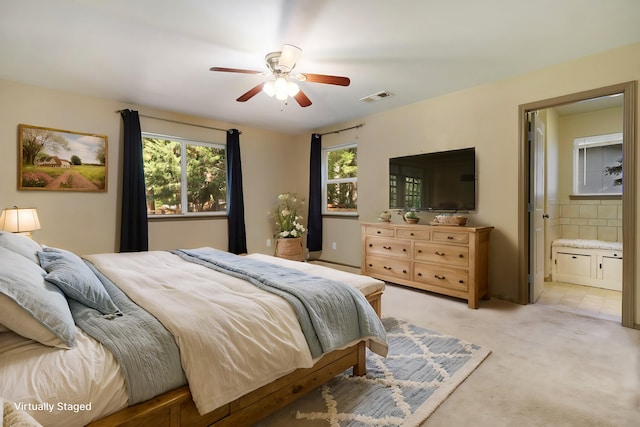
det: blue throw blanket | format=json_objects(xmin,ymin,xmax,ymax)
[
  {"xmin": 172, "ymin": 248, "xmax": 387, "ymax": 358},
  {"xmin": 69, "ymin": 262, "xmax": 187, "ymax": 405}
]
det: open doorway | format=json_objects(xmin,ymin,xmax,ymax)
[{"xmin": 518, "ymin": 81, "xmax": 637, "ymax": 328}]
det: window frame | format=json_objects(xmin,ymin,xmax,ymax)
[
  {"xmin": 572, "ymin": 132, "xmax": 623, "ymax": 196},
  {"xmin": 322, "ymin": 142, "xmax": 358, "ymax": 216},
  {"xmin": 142, "ymin": 132, "xmax": 227, "ymax": 218}
]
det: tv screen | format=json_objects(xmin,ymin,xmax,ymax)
[{"xmin": 389, "ymin": 147, "xmax": 476, "ymax": 211}]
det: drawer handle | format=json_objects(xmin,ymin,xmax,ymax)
[
  {"xmin": 435, "ymin": 274, "xmax": 446, "ymax": 280},
  {"xmin": 377, "ymin": 231, "xmax": 381, "ymax": 234},
  {"xmin": 410, "ymin": 232, "xmax": 415, "ymax": 236},
  {"xmin": 435, "ymin": 251, "xmax": 445, "ymax": 256},
  {"xmin": 459, "ymin": 254, "xmax": 464, "ymax": 258},
  {"xmin": 417, "ymin": 272, "xmax": 422, "ymax": 277},
  {"xmin": 572, "ymin": 256, "xmax": 577, "ymax": 259},
  {"xmin": 383, "ymin": 266, "xmax": 392, "ymax": 270},
  {"xmin": 403, "ymin": 248, "xmax": 407, "ymax": 252},
  {"xmin": 403, "ymin": 270, "xmax": 407, "ymax": 274},
  {"xmin": 383, "ymin": 245, "xmax": 392, "ymax": 250},
  {"xmin": 459, "ymin": 280, "xmax": 465, "ymax": 284},
  {"xmin": 447, "ymin": 236, "xmax": 454, "ymax": 240},
  {"xmin": 369, "ymin": 244, "xmax": 373, "ymax": 247}
]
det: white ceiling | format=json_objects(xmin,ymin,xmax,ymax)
[{"xmin": 1, "ymin": 0, "xmax": 639, "ymax": 134}]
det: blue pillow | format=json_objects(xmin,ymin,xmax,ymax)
[
  {"xmin": 38, "ymin": 247, "xmax": 121, "ymax": 316},
  {"xmin": 0, "ymin": 231, "xmax": 41, "ymax": 263},
  {"xmin": 0, "ymin": 246, "xmax": 76, "ymax": 347}
]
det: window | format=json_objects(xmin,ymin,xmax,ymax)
[
  {"xmin": 572, "ymin": 133, "xmax": 622, "ymax": 195},
  {"xmin": 323, "ymin": 144, "xmax": 357, "ymax": 214},
  {"xmin": 142, "ymin": 133, "xmax": 227, "ymax": 216}
]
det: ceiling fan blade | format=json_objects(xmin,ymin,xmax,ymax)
[
  {"xmin": 237, "ymin": 83, "xmax": 265, "ymax": 102},
  {"xmin": 294, "ymin": 90, "xmax": 312, "ymax": 107},
  {"xmin": 299, "ymin": 73, "xmax": 350, "ymax": 86},
  {"xmin": 210, "ymin": 67, "xmax": 263, "ymax": 75},
  {"xmin": 278, "ymin": 44, "xmax": 302, "ymax": 72}
]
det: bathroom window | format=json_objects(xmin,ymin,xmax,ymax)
[{"xmin": 573, "ymin": 133, "xmax": 622, "ymax": 195}]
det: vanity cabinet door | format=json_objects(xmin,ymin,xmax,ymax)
[{"xmin": 556, "ymin": 252, "xmax": 591, "ymax": 278}]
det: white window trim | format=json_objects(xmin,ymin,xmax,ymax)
[
  {"xmin": 142, "ymin": 132, "xmax": 227, "ymax": 218},
  {"xmin": 322, "ymin": 142, "xmax": 358, "ymax": 216},
  {"xmin": 572, "ymin": 132, "xmax": 623, "ymax": 196}
]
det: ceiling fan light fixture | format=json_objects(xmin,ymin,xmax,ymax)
[
  {"xmin": 211, "ymin": 44, "xmax": 350, "ymax": 107},
  {"xmin": 274, "ymin": 77, "xmax": 289, "ymax": 100},
  {"xmin": 287, "ymin": 81, "xmax": 300, "ymax": 97},
  {"xmin": 263, "ymin": 81, "xmax": 275, "ymax": 97}
]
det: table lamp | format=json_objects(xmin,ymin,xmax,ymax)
[{"xmin": 0, "ymin": 206, "xmax": 41, "ymax": 238}]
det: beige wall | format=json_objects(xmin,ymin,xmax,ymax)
[
  {"xmin": 0, "ymin": 79, "xmax": 300, "ymax": 256},
  {"xmin": 1, "ymin": 42, "xmax": 639, "ymax": 325},
  {"xmin": 306, "ymin": 43, "xmax": 639, "ymax": 323}
]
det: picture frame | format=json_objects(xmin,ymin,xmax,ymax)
[{"xmin": 18, "ymin": 124, "xmax": 108, "ymax": 192}]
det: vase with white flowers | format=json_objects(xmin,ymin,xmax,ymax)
[{"xmin": 269, "ymin": 192, "xmax": 306, "ymax": 261}]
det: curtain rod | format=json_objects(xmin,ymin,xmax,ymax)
[
  {"xmin": 319, "ymin": 123, "xmax": 364, "ymax": 136},
  {"xmin": 116, "ymin": 110, "xmax": 241, "ymax": 134}
]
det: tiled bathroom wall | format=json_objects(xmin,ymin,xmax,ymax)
[{"xmin": 548, "ymin": 198, "xmax": 622, "ymax": 242}]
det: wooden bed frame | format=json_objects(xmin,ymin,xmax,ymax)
[{"xmin": 88, "ymin": 290, "xmax": 383, "ymax": 427}]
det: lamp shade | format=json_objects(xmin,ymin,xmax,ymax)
[{"xmin": 0, "ymin": 207, "xmax": 41, "ymax": 233}]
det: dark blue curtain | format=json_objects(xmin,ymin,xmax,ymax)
[
  {"xmin": 307, "ymin": 133, "xmax": 323, "ymax": 252},
  {"xmin": 226, "ymin": 129, "xmax": 247, "ymax": 254},
  {"xmin": 119, "ymin": 109, "xmax": 148, "ymax": 252}
]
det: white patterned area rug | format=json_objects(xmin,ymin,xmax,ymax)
[{"xmin": 258, "ymin": 317, "xmax": 491, "ymax": 427}]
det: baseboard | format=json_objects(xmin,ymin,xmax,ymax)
[{"xmin": 315, "ymin": 259, "xmax": 360, "ymax": 270}]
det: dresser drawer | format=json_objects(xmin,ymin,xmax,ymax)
[
  {"xmin": 396, "ymin": 228, "xmax": 431, "ymax": 240},
  {"xmin": 365, "ymin": 237, "xmax": 411, "ymax": 259},
  {"xmin": 432, "ymin": 230, "xmax": 469, "ymax": 244},
  {"xmin": 364, "ymin": 225, "xmax": 395, "ymax": 237},
  {"xmin": 364, "ymin": 256, "xmax": 412, "ymax": 281},
  {"xmin": 414, "ymin": 242, "xmax": 469, "ymax": 267},
  {"xmin": 414, "ymin": 263, "xmax": 469, "ymax": 292}
]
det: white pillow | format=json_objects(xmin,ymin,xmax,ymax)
[
  {"xmin": 0, "ymin": 293, "xmax": 70, "ymax": 348},
  {"xmin": 0, "ymin": 231, "xmax": 41, "ymax": 264}
]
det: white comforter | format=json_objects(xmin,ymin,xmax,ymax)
[
  {"xmin": 0, "ymin": 328, "xmax": 127, "ymax": 427},
  {"xmin": 85, "ymin": 251, "xmax": 318, "ymax": 415}
]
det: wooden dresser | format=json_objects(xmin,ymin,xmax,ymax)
[{"xmin": 361, "ymin": 222, "xmax": 493, "ymax": 308}]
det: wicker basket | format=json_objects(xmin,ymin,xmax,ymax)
[
  {"xmin": 434, "ymin": 215, "xmax": 468, "ymax": 226},
  {"xmin": 274, "ymin": 237, "xmax": 304, "ymax": 261}
]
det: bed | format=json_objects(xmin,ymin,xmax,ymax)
[{"xmin": 0, "ymin": 231, "xmax": 387, "ymax": 427}]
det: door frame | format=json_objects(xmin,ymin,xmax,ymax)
[{"xmin": 517, "ymin": 81, "xmax": 637, "ymax": 328}]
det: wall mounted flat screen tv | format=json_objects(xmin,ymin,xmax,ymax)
[{"xmin": 389, "ymin": 147, "xmax": 476, "ymax": 212}]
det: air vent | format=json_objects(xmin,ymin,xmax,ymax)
[{"xmin": 360, "ymin": 91, "xmax": 394, "ymax": 103}]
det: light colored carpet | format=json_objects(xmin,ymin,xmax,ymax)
[
  {"xmin": 262, "ymin": 262, "xmax": 640, "ymax": 426},
  {"xmin": 258, "ymin": 317, "xmax": 490, "ymax": 426},
  {"xmin": 382, "ymin": 284, "xmax": 640, "ymax": 427}
]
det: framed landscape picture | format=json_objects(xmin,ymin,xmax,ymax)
[{"xmin": 18, "ymin": 124, "xmax": 108, "ymax": 192}]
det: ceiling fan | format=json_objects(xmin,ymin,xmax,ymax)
[{"xmin": 210, "ymin": 44, "xmax": 350, "ymax": 107}]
